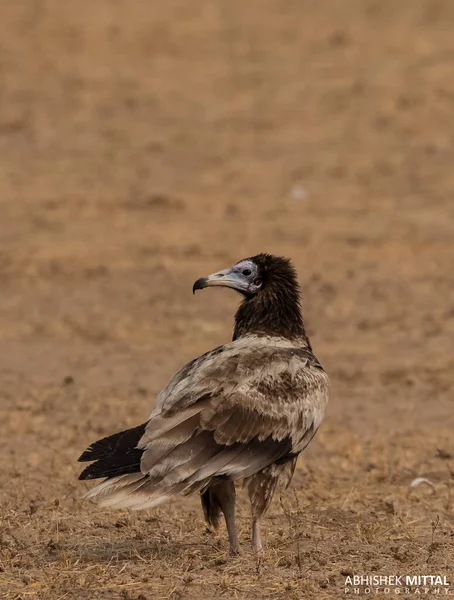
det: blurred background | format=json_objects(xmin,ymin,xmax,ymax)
[{"xmin": 0, "ymin": 1, "xmax": 453, "ymax": 598}]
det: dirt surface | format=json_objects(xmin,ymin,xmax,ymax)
[{"xmin": 0, "ymin": 1, "xmax": 453, "ymax": 598}]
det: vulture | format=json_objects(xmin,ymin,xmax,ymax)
[{"xmin": 78, "ymin": 254, "xmax": 329, "ymax": 554}]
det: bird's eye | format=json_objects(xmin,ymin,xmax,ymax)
[{"xmin": 242, "ymin": 268, "xmax": 252, "ymax": 277}]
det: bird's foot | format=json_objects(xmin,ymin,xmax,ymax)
[
  {"xmin": 252, "ymin": 543, "xmax": 263, "ymax": 555},
  {"xmin": 229, "ymin": 543, "xmax": 240, "ymax": 556}
]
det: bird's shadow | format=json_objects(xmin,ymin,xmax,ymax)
[{"xmin": 59, "ymin": 530, "xmax": 237, "ymax": 566}]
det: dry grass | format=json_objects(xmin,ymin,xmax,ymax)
[
  {"xmin": 1, "ymin": 0, "xmax": 454, "ymax": 598},
  {"xmin": 1, "ymin": 430, "xmax": 453, "ymax": 599}
]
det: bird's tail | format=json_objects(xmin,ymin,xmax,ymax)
[
  {"xmin": 78, "ymin": 417, "xmax": 227, "ymax": 510},
  {"xmin": 78, "ymin": 411, "xmax": 275, "ymax": 511}
]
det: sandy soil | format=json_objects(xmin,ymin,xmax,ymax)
[{"xmin": 0, "ymin": 1, "xmax": 453, "ymax": 598}]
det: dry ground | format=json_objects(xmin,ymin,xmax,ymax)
[{"xmin": 0, "ymin": 1, "xmax": 453, "ymax": 598}]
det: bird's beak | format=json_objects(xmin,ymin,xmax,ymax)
[{"xmin": 193, "ymin": 267, "xmax": 249, "ymax": 294}]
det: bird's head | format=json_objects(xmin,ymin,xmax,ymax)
[
  {"xmin": 193, "ymin": 253, "xmax": 298, "ymax": 298},
  {"xmin": 193, "ymin": 254, "xmax": 308, "ymax": 342}
]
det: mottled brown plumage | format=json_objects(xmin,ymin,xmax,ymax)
[{"xmin": 78, "ymin": 254, "xmax": 329, "ymax": 554}]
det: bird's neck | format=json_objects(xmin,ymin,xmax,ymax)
[{"xmin": 233, "ymin": 288, "xmax": 311, "ymax": 346}]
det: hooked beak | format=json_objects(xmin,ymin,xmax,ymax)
[{"xmin": 193, "ymin": 267, "xmax": 249, "ymax": 294}]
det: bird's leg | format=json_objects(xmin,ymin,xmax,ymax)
[
  {"xmin": 209, "ymin": 480, "xmax": 239, "ymax": 555},
  {"xmin": 251, "ymin": 517, "xmax": 263, "ymax": 553},
  {"xmin": 247, "ymin": 466, "xmax": 284, "ymax": 554},
  {"xmin": 221, "ymin": 496, "xmax": 239, "ymax": 556}
]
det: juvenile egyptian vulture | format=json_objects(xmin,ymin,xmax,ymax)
[{"xmin": 78, "ymin": 254, "xmax": 329, "ymax": 554}]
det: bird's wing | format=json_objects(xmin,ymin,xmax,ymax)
[
  {"xmin": 153, "ymin": 335, "xmax": 325, "ymax": 416},
  {"xmin": 85, "ymin": 336, "xmax": 329, "ymax": 509}
]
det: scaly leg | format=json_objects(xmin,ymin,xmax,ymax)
[
  {"xmin": 205, "ymin": 480, "xmax": 239, "ymax": 555},
  {"xmin": 251, "ymin": 517, "xmax": 263, "ymax": 553},
  {"xmin": 220, "ymin": 491, "xmax": 239, "ymax": 555},
  {"xmin": 247, "ymin": 463, "xmax": 290, "ymax": 554}
]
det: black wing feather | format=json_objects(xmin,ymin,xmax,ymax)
[{"xmin": 78, "ymin": 422, "xmax": 147, "ymax": 480}]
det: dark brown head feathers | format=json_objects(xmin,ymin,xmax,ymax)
[{"xmin": 233, "ymin": 254, "xmax": 310, "ymax": 344}]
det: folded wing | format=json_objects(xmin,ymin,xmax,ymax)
[{"xmin": 80, "ymin": 336, "xmax": 329, "ymax": 509}]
